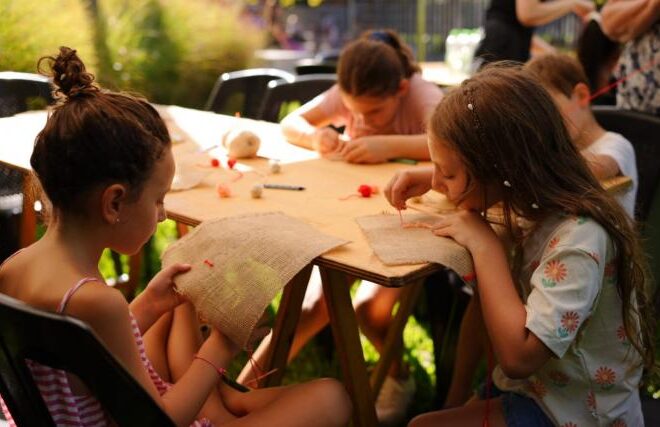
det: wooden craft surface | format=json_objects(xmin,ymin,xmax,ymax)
[
  {"xmin": 164, "ymin": 114, "xmax": 444, "ymax": 284},
  {"xmin": 0, "ymin": 106, "xmax": 633, "ymax": 285}
]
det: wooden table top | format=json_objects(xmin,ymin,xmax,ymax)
[
  {"xmin": 0, "ymin": 106, "xmax": 633, "ymax": 285},
  {"xmin": 161, "ymin": 106, "xmax": 441, "ymax": 286}
]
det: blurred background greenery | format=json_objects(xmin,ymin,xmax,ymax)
[{"xmin": 0, "ymin": 0, "xmax": 264, "ymax": 108}]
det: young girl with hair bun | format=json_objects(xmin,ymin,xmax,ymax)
[
  {"xmin": 281, "ymin": 29, "xmax": 443, "ymax": 164},
  {"xmin": 0, "ymin": 46, "xmax": 351, "ymax": 427},
  {"xmin": 385, "ymin": 65, "xmax": 654, "ymax": 426}
]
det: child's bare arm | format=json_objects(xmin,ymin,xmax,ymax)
[
  {"xmin": 602, "ymin": 0, "xmax": 660, "ymax": 42},
  {"xmin": 431, "ymin": 211, "xmax": 554, "ymax": 379},
  {"xmin": 516, "ymin": 0, "xmax": 595, "ymax": 27},
  {"xmin": 130, "ymin": 263, "xmax": 191, "ymax": 334},
  {"xmin": 582, "ymin": 152, "xmax": 621, "ymax": 180},
  {"xmin": 281, "ymin": 98, "xmax": 335, "ymax": 150},
  {"xmin": 340, "ymin": 134, "xmax": 430, "ymax": 164},
  {"xmin": 77, "ymin": 289, "xmax": 233, "ymax": 426}
]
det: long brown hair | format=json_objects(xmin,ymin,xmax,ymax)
[
  {"xmin": 32, "ymin": 47, "xmax": 170, "ymax": 215},
  {"xmin": 429, "ymin": 64, "xmax": 655, "ymax": 370},
  {"xmin": 337, "ymin": 29, "xmax": 421, "ymax": 97}
]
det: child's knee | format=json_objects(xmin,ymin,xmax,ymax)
[
  {"xmin": 354, "ymin": 297, "xmax": 391, "ymax": 327},
  {"xmin": 301, "ymin": 293, "xmax": 329, "ymax": 322},
  {"xmin": 408, "ymin": 412, "xmax": 438, "ymax": 427},
  {"xmin": 310, "ymin": 378, "xmax": 352, "ymax": 424}
]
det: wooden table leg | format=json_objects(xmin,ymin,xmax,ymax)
[
  {"xmin": 176, "ymin": 222, "xmax": 189, "ymax": 238},
  {"xmin": 261, "ymin": 264, "xmax": 313, "ymax": 387},
  {"xmin": 320, "ymin": 266, "xmax": 378, "ymax": 427},
  {"xmin": 19, "ymin": 173, "xmax": 37, "ymax": 248},
  {"xmin": 369, "ymin": 280, "xmax": 424, "ymax": 397}
]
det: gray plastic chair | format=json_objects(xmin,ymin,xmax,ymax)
[
  {"xmin": 258, "ymin": 73, "xmax": 336, "ymax": 123},
  {"xmin": 205, "ymin": 68, "xmax": 294, "ymax": 119},
  {"xmin": 0, "ymin": 293, "xmax": 174, "ymax": 426},
  {"xmin": 0, "ymin": 72, "xmax": 54, "ymax": 261}
]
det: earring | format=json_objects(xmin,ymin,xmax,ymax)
[
  {"xmin": 503, "ymin": 180, "xmax": 511, "ymax": 188},
  {"xmin": 531, "ymin": 203, "xmax": 539, "ymax": 209},
  {"xmin": 115, "ymin": 217, "xmax": 120, "ymax": 224}
]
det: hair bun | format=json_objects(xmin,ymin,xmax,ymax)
[{"xmin": 40, "ymin": 46, "xmax": 98, "ymax": 99}]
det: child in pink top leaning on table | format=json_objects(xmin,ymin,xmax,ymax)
[
  {"xmin": 0, "ymin": 47, "xmax": 351, "ymax": 427},
  {"xmin": 242, "ymin": 29, "xmax": 443, "ymax": 426},
  {"xmin": 281, "ymin": 29, "xmax": 443, "ymax": 164}
]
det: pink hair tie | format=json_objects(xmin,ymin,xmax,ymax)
[{"xmin": 193, "ymin": 355, "xmax": 227, "ymax": 379}]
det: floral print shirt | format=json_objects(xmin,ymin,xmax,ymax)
[
  {"xmin": 615, "ymin": 22, "xmax": 660, "ymax": 116},
  {"xmin": 493, "ymin": 215, "xmax": 644, "ymax": 426}
]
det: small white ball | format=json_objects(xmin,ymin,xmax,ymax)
[
  {"xmin": 269, "ymin": 159, "xmax": 281, "ymax": 174},
  {"xmin": 250, "ymin": 184, "xmax": 263, "ymax": 199}
]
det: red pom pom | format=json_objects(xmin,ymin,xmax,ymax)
[
  {"xmin": 210, "ymin": 158, "xmax": 220, "ymax": 168},
  {"xmin": 227, "ymin": 158, "xmax": 237, "ymax": 169},
  {"xmin": 357, "ymin": 184, "xmax": 373, "ymax": 198}
]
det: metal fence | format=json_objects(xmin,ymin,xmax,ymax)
[{"xmin": 285, "ymin": 0, "xmax": 582, "ymax": 60}]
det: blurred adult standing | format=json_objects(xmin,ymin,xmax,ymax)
[
  {"xmin": 473, "ymin": 0, "xmax": 595, "ymax": 67},
  {"xmin": 601, "ymin": 0, "xmax": 660, "ymax": 115}
]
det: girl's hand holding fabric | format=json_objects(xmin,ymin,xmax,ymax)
[
  {"xmin": 430, "ymin": 210, "xmax": 501, "ymax": 256},
  {"xmin": 384, "ymin": 166, "xmax": 433, "ymax": 209},
  {"xmin": 339, "ymin": 136, "xmax": 392, "ymax": 163},
  {"xmin": 143, "ymin": 263, "xmax": 191, "ymax": 315}
]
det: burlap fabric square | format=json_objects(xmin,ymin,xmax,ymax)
[
  {"xmin": 161, "ymin": 212, "xmax": 348, "ymax": 349},
  {"xmin": 356, "ymin": 213, "xmax": 476, "ymax": 286}
]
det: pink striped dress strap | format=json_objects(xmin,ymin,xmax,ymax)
[{"xmin": 57, "ymin": 277, "xmax": 101, "ymax": 314}]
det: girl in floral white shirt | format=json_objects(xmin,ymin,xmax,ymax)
[{"xmin": 386, "ymin": 65, "xmax": 654, "ymax": 426}]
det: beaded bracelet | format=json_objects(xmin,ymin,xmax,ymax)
[{"xmin": 193, "ymin": 355, "xmax": 227, "ymax": 379}]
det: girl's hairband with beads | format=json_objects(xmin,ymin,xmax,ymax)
[{"xmin": 464, "ymin": 86, "xmax": 541, "ymax": 210}]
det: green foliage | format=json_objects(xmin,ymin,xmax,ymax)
[
  {"xmin": 0, "ymin": 0, "xmax": 96, "ymax": 73},
  {"xmin": 95, "ymin": 0, "xmax": 264, "ymax": 107},
  {"xmin": 1, "ymin": 0, "xmax": 264, "ymax": 108}
]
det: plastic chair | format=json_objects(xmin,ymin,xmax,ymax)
[
  {"xmin": 592, "ymin": 106, "xmax": 660, "ymax": 316},
  {"xmin": 0, "ymin": 292, "xmax": 174, "ymax": 426},
  {"xmin": 0, "ymin": 72, "xmax": 53, "ymax": 118},
  {"xmin": 294, "ymin": 58, "xmax": 337, "ymax": 75},
  {"xmin": 0, "ymin": 72, "xmax": 54, "ymax": 262},
  {"xmin": 592, "ymin": 106, "xmax": 660, "ymax": 223},
  {"xmin": 258, "ymin": 74, "xmax": 337, "ymax": 123},
  {"xmin": 204, "ymin": 68, "xmax": 294, "ymax": 119}
]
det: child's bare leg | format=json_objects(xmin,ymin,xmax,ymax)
[
  {"xmin": 409, "ymin": 396, "xmax": 506, "ymax": 427},
  {"xmin": 354, "ymin": 282, "xmax": 403, "ymax": 376},
  {"xmin": 166, "ymin": 302, "xmax": 237, "ymax": 423},
  {"xmin": 238, "ymin": 267, "xmax": 331, "ymax": 384},
  {"xmin": 221, "ymin": 378, "xmax": 351, "ymax": 427},
  {"xmin": 142, "ymin": 311, "xmax": 174, "ymax": 381},
  {"xmin": 444, "ymin": 294, "xmax": 487, "ymax": 408}
]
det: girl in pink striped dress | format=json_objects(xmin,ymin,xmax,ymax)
[{"xmin": 0, "ymin": 47, "xmax": 351, "ymax": 427}]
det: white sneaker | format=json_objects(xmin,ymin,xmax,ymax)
[{"xmin": 375, "ymin": 375, "xmax": 416, "ymax": 426}]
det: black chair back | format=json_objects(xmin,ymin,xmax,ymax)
[
  {"xmin": 294, "ymin": 62, "xmax": 337, "ymax": 75},
  {"xmin": 258, "ymin": 74, "xmax": 337, "ymax": 123},
  {"xmin": 0, "ymin": 293, "xmax": 174, "ymax": 426},
  {"xmin": 592, "ymin": 106, "xmax": 660, "ymax": 223},
  {"xmin": 205, "ymin": 68, "xmax": 294, "ymax": 119},
  {"xmin": 0, "ymin": 72, "xmax": 55, "ymax": 258},
  {"xmin": 0, "ymin": 72, "xmax": 54, "ymax": 118}
]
